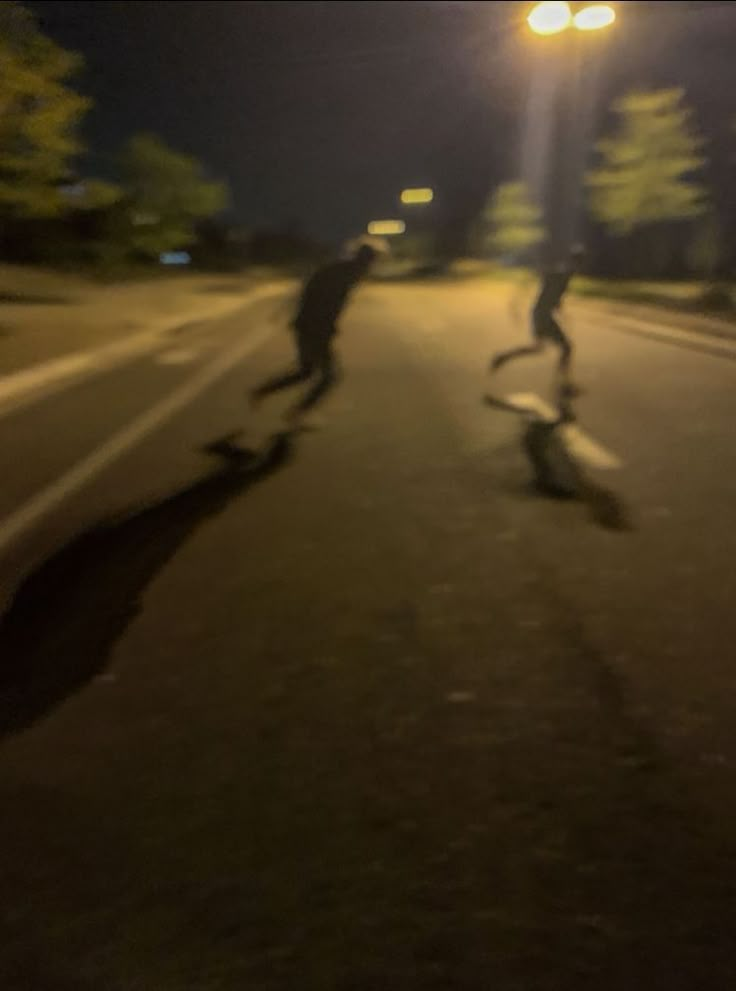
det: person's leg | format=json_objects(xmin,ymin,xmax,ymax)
[
  {"xmin": 489, "ymin": 342, "xmax": 543, "ymax": 372},
  {"xmin": 289, "ymin": 340, "xmax": 340, "ymax": 417},
  {"xmin": 555, "ymin": 324, "xmax": 573, "ymax": 376},
  {"xmin": 545, "ymin": 316, "xmax": 576, "ymax": 389},
  {"xmin": 250, "ymin": 366, "xmax": 308, "ymax": 403},
  {"xmin": 249, "ymin": 333, "xmax": 313, "ymax": 406},
  {"xmin": 489, "ymin": 310, "xmax": 545, "ymax": 372}
]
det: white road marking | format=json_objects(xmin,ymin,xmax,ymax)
[
  {"xmin": 507, "ymin": 392, "xmax": 622, "ymax": 471},
  {"xmin": 0, "ymin": 324, "xmax": 274, "ymax": 555},
  {"xmin": 561, "ymin": 425, "xmax": 622, "ymax": 471},
  {"xmin": 572, "ymin": 301, "xmax": 736, "ymax": 362},
  {"xmin": 607, "ymin": 315, "xmax": 736, "ymax": 362},
  {"xmin": 155, "ymin": 347, "xmax": 202, "ymax": 365},
  {"xmin": 0, "ymin": 350, "xmax": 100, "ymax": 412},
  {"xmin": 0, "ymin": 283, "xmax": 287, "ymax": 419}
]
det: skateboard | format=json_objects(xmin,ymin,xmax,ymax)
[{"xmin": 483, "ymin": 391, "xmax": 566, "ymax": 423}]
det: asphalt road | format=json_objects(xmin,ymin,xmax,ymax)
[{"xmin": 1, "ymin": 280, "xmax": 735, "ymax": 989}]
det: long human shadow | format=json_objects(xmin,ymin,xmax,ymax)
[
  {"xmin": 0, "ymin": 431, "xmax": 294, "ymax": 739},
  {"xmin": 487, "ymin": 387, "xmax": 632, "ymax": 532}
]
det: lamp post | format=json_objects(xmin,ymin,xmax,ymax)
[{"xmin": 524, "ymin": 2, "xmax": 616, "ymax": 262}]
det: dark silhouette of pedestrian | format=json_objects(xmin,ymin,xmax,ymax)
[
  {"xmin": 489, "ymin": 245, "xmax": 583, "ymax": 392},
  {"xmin": 250, "ymin": 242, "xmax": 377, "ymax": 425}
]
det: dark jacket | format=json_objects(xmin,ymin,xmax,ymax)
[{"xmin": 294, "ymin": 259, "xmax": 363, "ymax": 331}]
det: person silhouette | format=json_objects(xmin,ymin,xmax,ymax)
[
  {"xmin": 489, "ymin": 245, "xmax": 584, "ymax": 393},
  {"xmin": 250, "ymin": 242, "xmax": 377, "ymax": 425}
]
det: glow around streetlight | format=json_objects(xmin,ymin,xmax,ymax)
[
  {"xmin": 367, "ymin": 219, "xmax": 405, "ymax": 236},
  {"xmin": 400, "ymin": 187, "xmax": 434, "ymax": 205},
  {"xmin": 527, "ymin": 1, "xmax": 571, "ymax": 36},
  {"xmin": 573, "ymin": 4, "xmax": 615, "ymax": 31},
  {"xmin": 528, "ymin": 2, "xmax": 615, "ymax": 35}
]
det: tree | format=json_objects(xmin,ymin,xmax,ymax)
[
  {"xmin": 688, "ymin": 213, "xmax": 720, "ymax": 280},
  {"xmin": 0, "ymin": 2, "xmax": 91, "ymax": 217},
  {"xmin": 586, "ymin": 88, "xmax": 708, "ymax": 236},
  {"xmin": 480, "ymin": 181, "xmax": 545, "ymax": 261},
  {"xmin": 117, "ymin": 133, "xmax": 229, "ymax": 257}
]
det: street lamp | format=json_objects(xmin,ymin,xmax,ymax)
[
  {"xmin": 527, "ymin": 2, "xmax": 615, "ymax": 36},
  {"xmin": 573, "ymin": 4, "xmax": 615, "ymax": 30},
  {"xmin": 400, "ymin": 187, "xmax": 434, "ymax": 206},
  {"xmin": 523, "ymin": 3, "xmax": 616, "ymax": 261},
  {"xmin": 367, "ymin": 219, "xmax": 405, "ymax": 236},
  {"xmin": 528, "ymin": 1, "xmax": 571, "ymax": 35}
]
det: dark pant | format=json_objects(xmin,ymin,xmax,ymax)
[
  {"xmin": 491, "ymin": 309, "xmax": 572, "ymax": 375},
  {"xmin": 251, "ymin": 324, "xmax": 340, "ymax": 413},
  {"xmin": 533, "ymin": 310, "xmax": 571, "ymax": 364}
]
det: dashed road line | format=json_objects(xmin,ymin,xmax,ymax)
[
  {"xmin": 0, "ymin": 323, "xmax": 274, "ymax": 555},
  {"xmin": 580, "ymin": 309, "xmax": 736, "ymax": 363}
]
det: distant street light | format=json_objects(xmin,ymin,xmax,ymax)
[
  {"xmin": 527, "ymin": 2, "xmax": 615, "ymax": 36},
  {"xmin": 400, "ymin": 187, "xmax": 434, "ymax": 206},
  {"xmin": 367, "ymin": 219, "xmax": 405, "ymax": 236}
]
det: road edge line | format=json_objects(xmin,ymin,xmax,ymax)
[{"xmin": 0, "ymin": 321, "xmax": 276, "ymax": 555}]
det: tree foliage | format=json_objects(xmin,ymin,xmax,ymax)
[
  {"xmin": 0, "ymin": 1, "xmax": 90, "ymax": 217},
  {"xmin": 117, "ymin": 133, "xmax": 229, "ymax": 257},
  {"xmin": 687, "ymin": 214, "xmax": 720, "ymax": 279},
  {"xmin": 482, "ymin": 181, "xmax": 545, "ymax": 259},
  {"xmin": 587, "ymin": 88, "xmax": 708, "ymax": 236}
]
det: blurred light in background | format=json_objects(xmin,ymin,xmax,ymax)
[
  {"xmin": 400, "ymin": 187, "xmax": 434, "ymax": 205},
  {"xmin": 367, "ymin": 220, "xmax": 406, "ymax": 236},
  {"xmin": 527, "ymin": 1, "xmax": 572, "ymax": 35},
  {"xmin": 160, "ymin": 251, "xmax": 191, "ymax": 265},
  {"xmin": 59, "ymin": 182, "xmax": 87, "ymax": 201},
  {"xmin": 573, "ymin": 4, "xmax": 615, "ymax": 31}
]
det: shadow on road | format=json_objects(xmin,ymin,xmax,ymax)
[
  {"xmin": 489, "ymin": 387, "xmax": 632, "ymax": 532},
  {"xmin": 524, "ymin": 417, "xmax": 633, "ymax": 531},
  {"xmin": 0, "ymin": 431, "xmax": 294, "ymax": 739}
]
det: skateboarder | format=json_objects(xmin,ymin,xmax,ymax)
[
  {"xmin": 489, "ymin": 245, "xmax": 583, "ymax": 392},
  {"xmin": 249, "ymin": 242, "xmax": 377, "ymax": 424}
]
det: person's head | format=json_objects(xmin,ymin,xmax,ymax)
[{"xmin": 352, "ymin": 242, "xmax": 378, "ymax": 276}]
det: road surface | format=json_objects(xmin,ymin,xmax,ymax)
[{"xmin": 1, "ymin": 280, "xmax": 735, "ymax": 989}]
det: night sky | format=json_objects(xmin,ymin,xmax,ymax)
[{"xmin": 27, "ymin": 1, "xmax": 736, "ymax": 244}]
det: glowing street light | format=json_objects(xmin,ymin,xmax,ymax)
[
  {"xmin": 524, "ymin": 3, "xmax": 616, "ymax": 261},
  {"xmin": 573, "ymin": 4, "xmax": 615, "ymax": 31},
  {"xmin": 367, "ymin": 219, "xmax": 405, "ymax": 236},
  {"xmin": 527, "ymin": 2, "xmax": 615, "ymax": 35},
  {"xmin": 527, "ymin": 1, "xmax": 572, "ymax": 35},
  {"xmin": 400, "ymin": 187, "xmax": 434, "ymax": 206}
]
